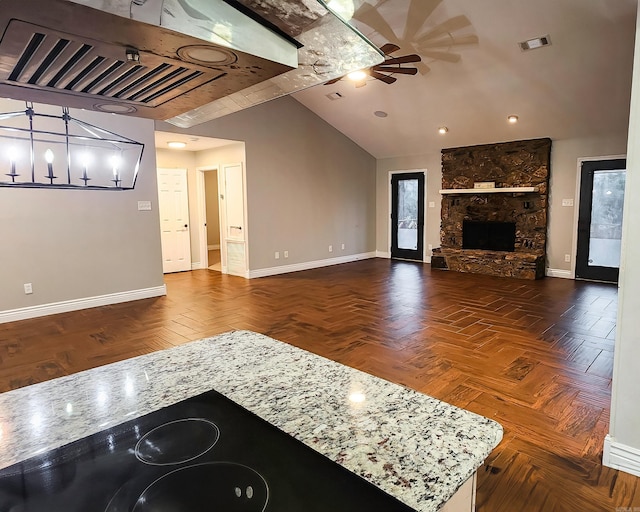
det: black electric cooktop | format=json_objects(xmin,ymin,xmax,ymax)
[{"xmin": 0, "ymin": 390, "xmax": 416, "ymax": 511}]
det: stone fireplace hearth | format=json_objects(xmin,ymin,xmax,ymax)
[{"xmin": 431, "ymin": 138, "xmax": 551, "ymax": 280}]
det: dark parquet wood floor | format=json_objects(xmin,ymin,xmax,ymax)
[{"xmin": 1, "ymin": 258, "xmax": 638, "ymax": 511}]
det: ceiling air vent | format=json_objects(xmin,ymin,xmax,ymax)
[{"xmin": 519, "ymin": 35, "xmax": 552, "ymax": 51}]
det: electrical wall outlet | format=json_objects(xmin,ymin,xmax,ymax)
[
  {"xmin": 24, "ymin": 283, "xmax": 33, "ymax": 294},
  {"xmin": 284, "ymin": 251, "xmax": 289, "ymax": 258},
  {"xmin": 564, "ymin": 254, "xmax": 571, "ymax": 262},
  {"xmin": 341, "ymin": 243, "xmax": 345, "ymax": 250},
  {"xmin": 275, "ymin": 251, "xmax": 280, "ymax": 259},
  {"xmin": 329, "ymin": 245, "xmax": 333, "ymax": 253},
  {"xmin": 428, "ymin": 201, "xmax": 436, "ymax": 208}
]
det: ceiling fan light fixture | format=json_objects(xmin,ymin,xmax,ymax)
[
  {"xmin": 325, "ymin": 0, "xmax": 355, "ymax": 21},
  {"xmin": 438, "ymin": 126, "xmax": 448, "ymax": 134},
  {"xmin": 507, "ymin": 115, "xmax": 519, "ymax": 124},
  {"xmin": 347, "ymin": 69, "xmax": 368, "ymax": 82}
]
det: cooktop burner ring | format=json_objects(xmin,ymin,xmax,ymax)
[
  {"xmin": 131, "ymin": 462, "xmax": 269, "ymax": 512},
  {"xmin": 134, "ymin": 418, "xmax": 220, "ymax": 466}
]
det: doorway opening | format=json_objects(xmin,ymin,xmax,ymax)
[
  {"xmin": 203, "ymin": 169, "xmax": 222, "ymax": 272},
  {"xmin": 576, "ymin": 158, "xmax": 626, "ymax": 283},
  {"xmin": 390, "ymin": 171, "xmax": 425, "ymax": 261}
]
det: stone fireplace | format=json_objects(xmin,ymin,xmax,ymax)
[{"xmin": 431, "ymin": 138, "xmax": 551, "ymax": 280}]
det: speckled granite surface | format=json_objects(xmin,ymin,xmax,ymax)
[{"xmin": 0, "ymin": 330, "xmax": 502, "ymax": 511}]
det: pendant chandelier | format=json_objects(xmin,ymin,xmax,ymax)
[{"xmin": 0, "ymin": 102, "xmax": 144, "ymax": 190}]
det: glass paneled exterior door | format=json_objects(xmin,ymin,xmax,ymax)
[
  {"xmin": 576, "ymin": 159, "xmax": 626, "ymax": 283},
  {"xmin": 391, "ymin": 172, "xmax": 425, "ymax": 261}
]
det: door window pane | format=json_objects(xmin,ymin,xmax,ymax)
[
  {"xmin": 397, "ymin": 178, "xmax": 418, "ymax": 250},
  {"xmin": 588, "ymin": 169, "xmax": 625, "ymax": 268}
]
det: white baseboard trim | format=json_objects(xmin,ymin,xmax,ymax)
[
  {"xmin": 248, "ymin": 252, "xmax": 377, "ymax": 279},
  {"xmin": 207, "ymin": 244, "xmax": 220, "ymax": 250},
  {"xmin": 0, "ymin": 285, "xmax": 167, "ymax": 324},
  {"xmin": 603, "ymin": 435, "xmax": 640, "ymax": 478},
  {"xmin": 546, "ymin": 268, "xmax": 573, "ymax": 279},
  {"xmin": 191, "ymin": 262, "xmax": 204, "ymax": 270}
]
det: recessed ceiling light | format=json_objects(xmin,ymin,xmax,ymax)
[
  {"xmin": 374, "ymin": 110, "xmax": 388, "ymax": 118},
  {"xmin": 177, "ymin": 45, "xmax": 237, "ymax": 65},
  {"xmin": 519, "ymin": 35, "xmax": 551, "ymax": 51},
  {"xmin": 507, "ymin": 115, "xmax": 519, "ymax": 124},
  {"xmin": 438, "ymin": 126, "xmax": 448, "ymax": 134},
  {"xmin": 167, "ymin": 141, "xmax": 187, "ymax": 149},
  {"xmin": 93, "ymin": 103, "xmax": 137, "ymax": 114},
  {"xmin": 347, "ymin": 70, "xmax": 367, "ymax": 81}
]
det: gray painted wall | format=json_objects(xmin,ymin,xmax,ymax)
[
  {"xmin": 0, "ymin": 99, "xmax": 164, "ymax": 312},
  {"xmin": 157, "ymin": 96, "xmax": 377, "ymax": 271},
  {"xmin": 375, "ymin": 133, "xmax": 628, "ymax": 273},
  {"xmin": 607, "ymin": 7, "xmax": 640, "ymax": 469}
]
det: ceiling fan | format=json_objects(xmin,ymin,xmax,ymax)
[{"xmin": 324, "ymin": 43, "xmax": 422, "ymax": 87}]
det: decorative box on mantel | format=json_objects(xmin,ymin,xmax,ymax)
[{"xmin": 432, "ymin": 138, "xmax": 551, "ymax": 280}]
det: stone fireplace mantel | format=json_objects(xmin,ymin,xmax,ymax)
[{"xmin": 432, "ymin": 138, "xmax": 551, "ymax": 280}]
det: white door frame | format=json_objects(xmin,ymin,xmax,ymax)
[
  {"xmin": 196, "ymin": 162, "xmax": 249, "ymax": 276},
  {"xmin": 196, "ymin": 165, "xmax": 220, "ymax": 270},
  {"xmin": 387, "ymin": 169, "xmax": 428, "ymax": 262}
]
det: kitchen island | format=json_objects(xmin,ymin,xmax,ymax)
[{"xmin": 0, "ymin": 330, "xmax": 502, "ymax": 511}]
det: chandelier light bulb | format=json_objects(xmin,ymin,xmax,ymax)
[
  {"xmin": 8, "ymin": 146, "xmax": 17, "ymax": 163},
  {"xmin": 44, "ymin": 149, "xmax": 54, "ymax": 164},
  {"xmin": 110, "ymin": 155, "xmax": 121, "ymax": 176}
]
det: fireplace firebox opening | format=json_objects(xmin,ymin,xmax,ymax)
[{"xmin": 463, "ymin": 220, "xmax": 516, "ymax": 252}]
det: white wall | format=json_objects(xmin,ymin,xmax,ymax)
[
  {"xmin": 0, "ymin": 99, "xmax": 164, "ymax": 315},
  {"xmin": 375, "ymin": 134, "xmax": 628, "ymax": 271},
  {"xmin": 156, "ymin": 96, "xmax": 377, "ymax": 271},
  {"xmin": 604, "ymin": 7, "xmax": 640, "ymax": 478}
]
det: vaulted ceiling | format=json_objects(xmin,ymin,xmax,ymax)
[{"xmin": 292, "ymin": 0, "xmax": 637, "ymax": 159}]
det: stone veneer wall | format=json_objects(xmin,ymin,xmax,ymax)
[{"xmin": 432, "ymin": 138, "xmax": 551, "ymax": 280}]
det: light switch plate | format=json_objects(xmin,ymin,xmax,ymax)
[
  {"xmin": 428, "ymin": 201, "xmax": 436, "ymax": 208},
  {"xmin": 561, "ymin": 199, "xmax": 574, "ymax": 207},
  {"xmin": 138, "ymin": 201, "xmax": 152, "ymax": 211}
]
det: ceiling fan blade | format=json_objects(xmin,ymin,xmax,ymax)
[
  {"xmin": 403, "ymin": 0, "xmax": 442, "ymax": 41},
  {"xmin": 353, "ymin": 3, "xmax": 402, "ymax": 47},
  {"xmin": 415, "ymin": 15, "xmax": 472, "ymax": 46},
  {"xmin": 370, "ymin": 70, "xmax": 397, "ymax": 84},
  {"xmin": 373, "ymin": 66, "xmax": 418, "ymax": 75},
  {"xmin": 419, "ymin": 34, "xmax": 479, "ymax": 49},
  {"xmin": 383, "ymin": 54, "xmax": 422, "ymax": 65},
  {"xmin": 379, "ymin": 43, "xmax": 401, "ymax": 55},
  {"xmin": 323, "ymin": 77, "xmax": 342, "ymax": 85},
  {"xmin": 419, "ymin": 50, "xmax": 461, "ymax": 63}
]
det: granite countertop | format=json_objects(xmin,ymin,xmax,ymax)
[{"xmin": 0, "ymin": 330, "xmax": 502, "ymax": 511}]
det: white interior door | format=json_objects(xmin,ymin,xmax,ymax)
[
  {"xmin": 157, "ymin": 168, "xmax": 191, "ymax": 273},
  {"xmin": 222, "ymin": 163, "xmax": 247, "ymax": 276}
]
